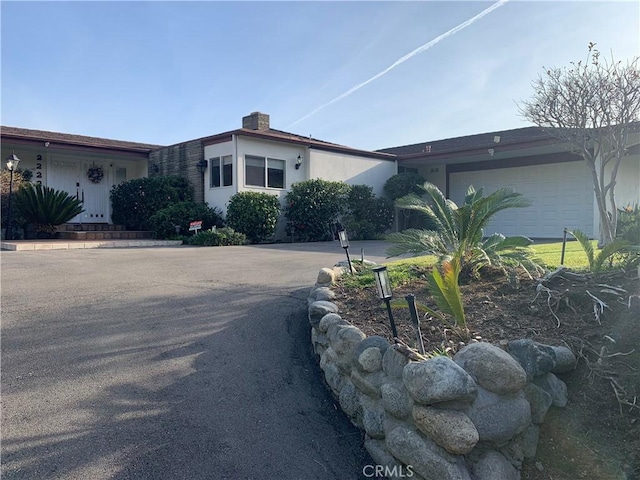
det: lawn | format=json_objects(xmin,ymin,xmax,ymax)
[{"xmin": 346, "ymin": 240, "xmax": 593, "ymax": 289}]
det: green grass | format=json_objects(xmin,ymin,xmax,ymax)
[
  {"xmin": 530, "ymin": 240, "xmax": 593, "ymax": 269},
  {"xmin": 343, "ymin": 240, "xmax": 595, "ymax": 289}
]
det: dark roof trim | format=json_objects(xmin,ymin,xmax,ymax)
[
  {"xmin": 193, "ymin": 128, "xmax": 396, "ymax": 161},
  {"xmin": 1, "ymin": 126, "xmax": 163, "ymax": 153}
]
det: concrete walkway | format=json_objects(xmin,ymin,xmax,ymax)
[
  {"xmin": 1, "ymin": 241, "xmax": 391, "ymax": 480},
  {"xmin": 1, "ymin": 239, "xmax": 183, "ymax": 251}
]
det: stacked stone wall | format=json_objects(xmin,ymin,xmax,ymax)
[
  {"xmin": 149, "ymin": 140, "xmax": 205, "ymax": 204},
  {"xmin": 307, "ymin": 265, "xmax": 576, "ymax": 480}
]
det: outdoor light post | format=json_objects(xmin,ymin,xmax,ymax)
[
  {"xmin": 405, "ymin": 293, "xmax": 426, "ymax": 355},
  {"xmin": 338, "ymin": 228, "xmax": 354, "ymax": 274},
  {"xmin": 372, "ymin": 265, "xmax": 398, "ymax": 339},
  {"xmin": 5, "ymin": 152, "xmax": 20, "ymax": 241}
]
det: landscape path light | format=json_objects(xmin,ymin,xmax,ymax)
[
  {"xmin": 405, "ymin": 293, "xmax": 426, "ymax": 355},
  {"xmin": 337, "ymin": 228, "xmax": 354, "ymax": 274},
  {"xmin": 5, "ymin": 152, "xmax": 20, "ymax": 241},
  {"xmin": 372, "ymin": 265, "xmax": 398, "ymax": 339}
]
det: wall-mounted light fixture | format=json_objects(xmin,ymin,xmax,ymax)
[
  {"xmin": 372, "ymin": 265, "xmax": 398, "ymax": 339},
  {"xmin": 196, "ymin": 159, "xmax": 208, "ymax": 174},
  {"xmin": 295, "ymin": 154, "xmax": 303, "ymax": 170}
]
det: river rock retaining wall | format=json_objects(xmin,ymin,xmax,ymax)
[{"xmin": 308, "ymin": 265, "xmax": 577, "ymax": 480}]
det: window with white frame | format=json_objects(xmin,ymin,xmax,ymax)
[
  {"xmin": 210, "ymin": 155, "xmax": 233, "ymax": 188},
  {"xmin": 245, "ymin": 155, "xmax": 285, "ymax": 189}
]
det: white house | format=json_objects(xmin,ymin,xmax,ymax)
[
  {"xmin": 382, "ymin": 126, "xmax": 640, "ymax": 240},
  {"xmin": 0, "ymin": 126, "xmax": 157, "ymax": 224},
  {"xmin": 150, "ymin": 112, "xmax": 398, "ymax": 238},
  {"xmin": 3, "ymin": 115, "xmax": 638, "ymax": 242}
]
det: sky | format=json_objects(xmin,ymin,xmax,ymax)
[{"xmin": 1, "ymin": 1, "xmax": 639, "ymax": 151}]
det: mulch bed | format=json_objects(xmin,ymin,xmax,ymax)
[{"xmin": 332, "ymin": 268, "xmax": 640, "ymax": 480}]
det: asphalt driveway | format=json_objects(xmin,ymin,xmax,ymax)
[{"xmin": 1, "ymin": 241, "xmax": 390, "ymax": 480}]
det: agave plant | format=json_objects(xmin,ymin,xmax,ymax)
[
  {"xmin": 386, "ymin": 182, "xmax": 543, "ymax": 279},
  {"xmin": 16, "ymin": 184, "xmax": 84, "ymax": 234}
]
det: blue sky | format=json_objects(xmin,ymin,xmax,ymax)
[{"xmin": 1, "ymin": 1, "xmax": 638, "ymax": 150}]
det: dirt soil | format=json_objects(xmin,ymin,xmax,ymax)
[{"xmin": 333, "ymin": 267, "xmax": 640, "ymax": 480}]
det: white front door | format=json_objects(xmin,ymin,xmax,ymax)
[
  {"xmin": 47, "ymin": 157, "xmax": 111, "ymax": 223},
  {"xmin": 47, "ymin": 158, "xmax": 83, "ymax": 223},
  {"xmin": 81, "ymin": 160, "xmax": 109, "ymax": 222}
]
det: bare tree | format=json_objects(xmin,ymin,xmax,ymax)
[{"xmin": 520, "ymin": 43, "xmax": 640, "ymax": 245}]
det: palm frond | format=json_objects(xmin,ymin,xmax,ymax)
[
  {"xmin": 16, "ymin": 184, "xmax": 84, "ymax": 231},
  {"xmin": 569, "ymin": 229, "xmax": 595, "ymax": 269},
  {"xmin": 427, "ymin": 258, "xmax": 466, "ymax": 328},
  {"xmin": 385, "ymin": 229, "xmax": 449, "ymax": 257}
]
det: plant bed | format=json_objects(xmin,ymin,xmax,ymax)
[{"xmin": 332, "ymin": 268, "xmax": 640, "ymax": 480}]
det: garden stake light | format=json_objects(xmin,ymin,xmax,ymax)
[
  {"xmin": 405, "ymin": 293, "xmax": 426, "ymax": 355},
  {"xmin": 338, "ymin": 228, "xmax": 354, "ymax": 274},
  {"xmin": 561, "ymin": 227, "xmax": 568, "ymax": 265},
  {"xmin": 372, "ymin": 265, "xmax": 398, "ymax": 339}
]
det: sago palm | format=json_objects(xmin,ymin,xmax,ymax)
[
  {"xmin": 387, "ymin": 182, "xmax": 542, "ymax": 278},
  {"xmin": 16, "ymin": 184, "xmax": 84, "ymax": 234}
]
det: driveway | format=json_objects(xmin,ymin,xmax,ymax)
[{"xmin": 1, "ymin": 241, "xmax": 390, "ymax": 480}]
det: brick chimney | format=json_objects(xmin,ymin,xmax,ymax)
[{"xmin": 242, "ymin": 112, "xmax": 270, "ymax": 131}]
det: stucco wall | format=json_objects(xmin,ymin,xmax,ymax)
[{"xmin": 308, "ymin": 150, "xmax": 397, "ymax": 197}]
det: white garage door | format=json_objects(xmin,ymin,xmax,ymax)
[{"xmin": 449, "ymin": 161, "xmax": 594, "ymax": 238}]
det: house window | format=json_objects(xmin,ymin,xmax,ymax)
[
  {"xmin": 245, "ymin": 155, "xmax": 285, "ymax": 189},
  {"xmin": 210, "ymin": 155, "xmax": 233, "ymax": 188},
  {"xmin": 267, "ymin": 159, "xmax": 285, "ymax": 189}
]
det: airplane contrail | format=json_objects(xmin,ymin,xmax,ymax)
[{"xmin": 287, "ymin": 0, "xmax": 511, "ymax": 129}]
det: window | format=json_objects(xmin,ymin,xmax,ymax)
[
  {"xmin": 209, "ymin": 155, "xmax": 233, "ymax": 188},
  {"xmin": 267, "ymin": 159, "xmax": 285, "ymax": 189},
  {"xmin": 245, "ymin": 155, "xmax": 285, "ymax": 189},
  {"xmin": 115, "ymin": 167, "xmax": 127, "ymax": 184}
]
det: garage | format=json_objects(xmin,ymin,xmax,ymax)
[{"xmin": 448, "ymin": 160, "xmax": 594, "ymax": 239}]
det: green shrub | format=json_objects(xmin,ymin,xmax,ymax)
[
  {"xmin": 343, "ymin": 184, "xmax": 394, "ymax": 240},
  {"xmin": 285, "ymin": 179, "xmax": 350, "ymax": 242},
  {"xmin": 225, "ymin": 192, "xmax": 281, "ymax": 243},
  {"xmin": 383, "ymin": 172, "xmax": 426, "ymax": 200},
  {"xmin": 15, "ymin": 183, "xmax": 84, "ymax": 234},
  {"xmin": 149, "ymin": 201, "xmax": 224, "ymax": 239},
  {"xmin": 187, "ymin": 227, "xmax": 246, "ymax": 246},
  {"xmin": 383, "ymin": 172, "xmax": 434, "ymax": 230},
  {"xmin": 1, "ymin": 169, "xmax": 30, "ymax": 236},
  {"xmin": 110, "ymin": 176, "xmax": 193, "ymax": 231}
]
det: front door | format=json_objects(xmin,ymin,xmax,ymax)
[
  {"xmin": 81, "ymin": 160, "xmax": 109, "ymax": 222},
  {"xmin": 47, "ymin": 157, "xmax": 110, "ymax": 223}
]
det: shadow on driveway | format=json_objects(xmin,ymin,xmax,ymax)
[{"xmin": 2, "ymin": 286, "xmax": 371, "ymax": 480}]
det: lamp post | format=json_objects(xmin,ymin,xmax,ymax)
[
  {"xmin": 337, "ymin": 228, "xmax": 354, "ymax": 274},
  {"xmin": 5, "ymin": 152, "xmax": 20, "ymax": 241},
  {"xmin": 372, "ymin": 265, "xmax": 398, "ymax": 339},
  {"xmin": 405, "ymin": 294, "xmax": 426, "ymax": 354}
]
